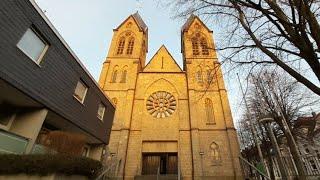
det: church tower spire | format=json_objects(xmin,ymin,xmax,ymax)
[
  {"xmin": 181, "ymin": 14, "xmax": 217, "ymax": 70},
  {"xmin": 108, "ymin": 12, "xmax": 148, "ymax": 68},
  {"xmin": 181, "ymin": 15, "xmax": 242, "ymax": 178},
  {"xmin": 98, "ymin": 13, "xmax": 148, "ymax": 177},
  {"xmin": 99, "ymin": 12, "xmax": 148, "ymax": 89}
]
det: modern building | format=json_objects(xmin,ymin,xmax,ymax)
[
  {"xmin": 0, "ymin": 0, "xmax": 115, "ymax": 160},
  {"xmin": 98, "ymin": 13, "xmax": 242, "ymax": 179}
]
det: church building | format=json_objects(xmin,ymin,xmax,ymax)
[{"xmin": 98, "ymin": 12, "xmax": 242, "ymax": 180}]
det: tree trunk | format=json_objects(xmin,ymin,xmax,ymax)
[
  {"xmin": 265, "ymin": 122, "xmax": 288, "ymax": 179},
  {"xmin": 279, "ymin": 120, "xmax": 306, "ymax": 179},
  {"xmin": 266, "ymin": 150, "xmax": 275, "ymax": 180}
]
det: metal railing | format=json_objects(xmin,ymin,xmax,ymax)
[
  {"xmin": 156, "ymin": 166, "xmax": 160, "ymax": 180},
  {"xmin": 156, "ymin": 162, "xmax": 180, "ymax": 180},
  {"xmin": 239, "ymin": 156, "xmax": 271, "ymax": 180},
  {"xmin": 240, "ymin": 154, "xmax": 320, "ymax": 179},
  {"xmin": 0, "ymin": 129, "xmax": 29, "ymax": 154},
  {"xmin": 95, "ymin": 157, "xmax": 120, "ymax": 180},
  {"xmin": 178, "ymin": 160, "xmax": 181, "ymax": 180}
]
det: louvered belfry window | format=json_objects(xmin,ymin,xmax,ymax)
[
  {"xmin": 192, "ymin": 38, "xmax": 200, "ymax": 56},
  {"xmin": 126, "ymin": 38, "xmax": 135, "ymax": 55},
  {"xmin": 117, "ymin": 37, "xmax": 125, "ymax": 55},
  {"xmin": 201, "ymin": 38, "xmax": 209, "ymax": 55}
]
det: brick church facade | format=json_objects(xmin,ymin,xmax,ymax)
[{"xmin": 98, "ymin": 13, "xmax": 242, "ymax": 179}]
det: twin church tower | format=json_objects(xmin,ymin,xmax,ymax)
[{"xmin": 98, "ymin": 12, "xmax": 242, "ymax": 179}]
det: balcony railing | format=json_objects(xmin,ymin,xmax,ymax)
[{"xmin": 0, "ymin": 129, "xmax": 29, "ymax": 154}]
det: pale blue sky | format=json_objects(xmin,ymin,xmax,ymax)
[{"xmin": 35, "ymin": 0, "xmax": 243, "ymax": 123}]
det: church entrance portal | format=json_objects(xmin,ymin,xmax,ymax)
[{"xmin": 142, "ymin": 153, "xmax": 178, "ymax": 175}]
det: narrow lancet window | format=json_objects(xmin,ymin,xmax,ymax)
[
  {"xmin": 206, "ymin": 66, "xmax": 214, "ymax": 84},
  {"xmin": 111, "ymin": 66, "xmax": 119, "ymax": 83},
  {"xmin": 120, "ymin": 69, "xmax": 127, "ymax": 83},
  {"xmin": 117, "ymin": 37, "xmax": 125, "ymax": 55},
  {"xmin": 195, "ymin": 66, "xmax": 203, "ymax": 84},
  {"xmin": 126, "ymin": 38, "xmax": 134, "ymax": 55},
  {"xmin": 205, "ymin": 98, "xmax": 215, "ymax": 124},
  {"xmin": 200, "ymin": 38, "xmax": 209, "ymax": 55},
  {"xmin": 192, "ymin": 38, "xmax": 200, "ymax": 56}
]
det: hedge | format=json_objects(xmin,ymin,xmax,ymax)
[{"xmin": 0, "ymin": 154, "xmax": 102, "ymax": 178}]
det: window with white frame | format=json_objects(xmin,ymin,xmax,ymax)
[
  {"xmin": 82, "ymin": 145, "xmax": 90, "ymax": 157},
  {"xmin": 17, "ymin": 28, "xmax": 49, "ymax": 64},
  {"xmin": 74, "ymin": 80, "xmax": 88, "ymax": 103},
  {"xmin": 0, "ymin": 108, "xmax": 15, "ymax": 130},
  {"xmin": 97, "ymin": 103, "xmax": 105, "ymax": 120}
]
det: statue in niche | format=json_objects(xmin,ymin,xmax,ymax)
[{"xmin": 210, "ymin": 142, "xmax": 221, "ymax": 165}]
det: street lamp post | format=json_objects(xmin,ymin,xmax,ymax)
[{"xmin": 259, "ymin": 116, "xmax": 288, "ymax": 179}]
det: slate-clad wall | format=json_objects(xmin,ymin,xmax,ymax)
[{"xmin": 0, "ymin": 0, "xmax": 114, "ymax": 144}]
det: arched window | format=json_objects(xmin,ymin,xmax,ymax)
[
  {"xmin": 120, "ymin": 67, "xmax": 128, "ymax": 83},
  {"xmin": 210, "ymin": 142, "xmax": 221, "ymax": 164},
  {"xmin": 111, "ymin": 66, "xmax": 119, "ymax": 83},
  {"xmin": 192, "ymin": 38, "xmax": 200, "ymax": 56},
  {"xmin": 200, "ymin": 38, "xmax": 209, "ymax": 55},
  {"xmin": 206, "ymin": 66, "xmax": 213, "ymax": 84},
  {"xmin": 126, "ymin": 37, "xmax": 134, "ymax": 55},
  {"xmin": 116, "ymin": 37, "xmax": 125, "ymax": 55},
  {"xmin": 195, "ymin": 66, "xmax": 203, "ymax": 84},
  {"xmin": 205, "ymin": 98, "xmax": 215, "ymax": 124}
]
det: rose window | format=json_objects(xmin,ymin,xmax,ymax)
[{"xmin": 146, "ymin": 91, "xmax": 176, "ymax": 118}]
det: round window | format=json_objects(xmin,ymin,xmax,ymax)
[{"xmin": 146, "ymin": 91, "xmax": 176, "ymax": 118}]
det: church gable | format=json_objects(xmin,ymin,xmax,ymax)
[
  {"xmin": 115, "ymin": 12, "xmax": 147, "ymax": 33},
  {"xmin": 115, "ymin": 16, "xmax": 140, "ymax": 33},
  {"xmin": 143, "ymin": 45, "xmax": 182, "ymax": 72},
  {"xmin": 181, "ymin": 15, "xmax": 212, "ymax": 33}
]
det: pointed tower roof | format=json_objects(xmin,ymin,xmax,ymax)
[
  {"xmin": 132, "ymin": 12, "xmax": 148, "ymax": 32},
  {"xmin": 181, "ymin": 15, "xmax": 212, "ymax": 53},
  {"xmin": 181, "ymin": 14, "xmax": 196, "ymax": 32},
  {"xmin": 113, "ymin": 12, "xmax": 148, "ymax": 52},
  {"xmin": 114, "ymin": 12, "xmax": 148, "ymax": 33},
  {"xmin": 143, "ymin": 45, "xmax": 182, "ymax": 72},
  {"xmin": 181, "ymin": 14, "xmax": 212, "ymax": 33}
]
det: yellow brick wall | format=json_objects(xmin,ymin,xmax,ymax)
[
  {"xmin": 183, "ymin": 16, "xmax": 242, "ymax": 179},
  {"xmin": 98, "ymin": 14, "xmax": 242, "ymax": 180}
]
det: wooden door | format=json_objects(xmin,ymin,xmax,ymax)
[
  {"xmin": 167, "ymin": 154, "xmax": 178, "ymax": 174},
  {"xmin": 142, "ymin": 154, "xmax": 160, "ymax": 175},
  {"xmin": 142, "ymin": 153, "xmax": 178, "ymax": 175}
]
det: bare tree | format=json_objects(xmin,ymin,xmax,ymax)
[
  {"xmin": 238, "ymin": 69, "xmax": 319, "ymax": 178},
  {"xmin": 166, "ymin": 0, "xmax": 320, "ymax": 95}
]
